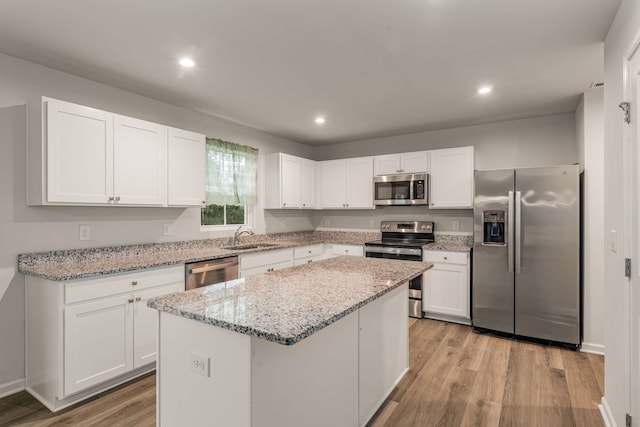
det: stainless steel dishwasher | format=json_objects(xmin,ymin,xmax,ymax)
[{"xmin": 185, "ymin": 256, "xmax": 239, "ymax": 290}]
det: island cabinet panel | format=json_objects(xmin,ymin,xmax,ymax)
[
  {"xmin": 158, "ymin": 312, "xmax": 252, "ymax": 427},
  {"xmin": 358, "ymin": 284, "xmax": 409, "ymax": 426},
  {"xmin": 251, "ymin": 311, "xmax": 359, "ymax": 427}
]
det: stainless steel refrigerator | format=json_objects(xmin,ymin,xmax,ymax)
[{"xmin": 472, "ymin": 165, "xmax": 580, "ymax": 346}]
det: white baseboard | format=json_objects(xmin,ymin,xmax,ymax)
[
  {"xmin": 581, "ymin": 342, "xmax": 605, "ymax": 355},
  {"xmin": 0, "ymin": 378, "xmax": 25, "ymax": 399},
  {"xmin": 599, "ymin": 396, "xmax": 617, "ymax": 427}
]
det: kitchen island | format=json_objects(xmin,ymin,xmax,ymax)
[{"xmin": 148, "ymin": 256, "xmax": 432, "ymax": 427}]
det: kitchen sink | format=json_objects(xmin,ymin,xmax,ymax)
[{"xmin": 223, "ymin": 243, "xmax": 281, "ymax": 251}]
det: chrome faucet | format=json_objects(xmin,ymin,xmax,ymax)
[{"xmin": 232, "ymin": 225, "xmax": 254, "ymax": 246}]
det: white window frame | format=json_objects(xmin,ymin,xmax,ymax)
[{"xmin": 200, "ymin": 203, "xmax": 254, "ymax": 232}]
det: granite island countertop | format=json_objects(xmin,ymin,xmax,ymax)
[{"xmin": 147, "ymin": 256, "xmax": 432, "ymax": 345}]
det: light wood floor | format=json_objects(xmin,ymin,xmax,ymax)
[{"xmin": 0, "ymin": 319, "xmax": 604, "ymax": 427}]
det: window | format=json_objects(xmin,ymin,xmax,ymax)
[{"xmin": 202, "ymin": 138, "xmax": 258, "ymax": 227}]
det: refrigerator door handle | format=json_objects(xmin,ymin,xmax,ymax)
[
  {"xmin": 508, "ymin": 191, "xmax": 514, "ymax": 273},
  {"xmin": 515, "ymin": 191, "xmax": 522, "ymax": 274}
]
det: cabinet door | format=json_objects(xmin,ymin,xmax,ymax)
[
  {"xmin": 167, "ymin": 128, "xmax": 205, "ymax": 206},
  {"xmin": 423, "ymin": 262, "xmax": 470, "ymax": 319},
  {"xmin": 320, "ymin": 160, "xmax": 347, "ymax": 208},
  {"xmin": 429, "ymin": 147, "xmax": 474, "ymax": 209},
  {"xmin": 373, "ymin": 155, "xmax": 400, "ymax": 175},
  {"xmin": 113, "ymin": 115, "xmax": 167, "ymax": 205},
  {"xmin": 133, "ymin": 283, "xmax": 184, "ymax": 369},
  {"xmin": 345, "ymin": 157, "xmax": 373, "ymax": 208},
  {"xmin": 46, "ymin": 99, "xmax": 114, "ymax": 204},
  {"xmin": 400, "ymin": 152, "xmax": 428, "ymax": 173},
  {"xmin": 280, "ymin": 154, "xmax": 300, "ymax": 208},
  {"xmin": 299, "ymin": 159, "xmax": 316, "ymax": 208},
  {"xmin": 64, "ymin": 294, "xmax": 133, "ymax": 396}
]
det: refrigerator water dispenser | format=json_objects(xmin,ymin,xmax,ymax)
[{"xmin": 483, "ymin": 210, "xmax": 505, "ymax": 245}]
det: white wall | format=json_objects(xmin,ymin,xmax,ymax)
[
  {"xmin": 603, "ymin": 0, "xmax": 639, "ymax": 425},
  {"xmin": 310, "ymin": 113, "xmax": 577, "ymax": 234},
  {"xmin": 0, "ymin": 52, "xmax": 314, "ymax": 392},
  {"xmin": 576, "ymin": 88, "xmax": 605, "ymax": 355}
]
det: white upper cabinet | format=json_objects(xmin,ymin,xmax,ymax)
[
  {"xmin": 373, "ymin": 151, "xmax": 429, "ymax": 175},
  {"xmin": 113, "ymin": 115, "xmax": 167, "ymax": 205},
  {"xmin": 320, "ymin": 157, "xmax": 373, "ymax": 209},
  {"xmin": 29, "ymin": 97, "xmax": 205, "ymax": 207},
  {"xmin": 45, "ymin": 99, "xmax": 114, "ymax": 204},
  {"xmin": 167, "ymin": 128, "xmax": 205, "ymax": 207},
  {"xmin": 429, "ymin": 146, "xmax": 474, "ymax": 209},
  {"xmin": 264, "ymin": 153, "xmax": 316, "ymax": 209}
]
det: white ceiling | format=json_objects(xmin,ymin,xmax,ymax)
[{"xmin": 0, "ymin": 0, "xmax": 621, "ymax": 145}]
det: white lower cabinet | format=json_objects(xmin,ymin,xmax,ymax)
[
  {"xmin": 26, "ymin": 266, "xmax": 184, "ymax": 411},
  {"xmin": 293, "ymin": 244, "xmax": 326, "ymax": 266},
  {"xmin": 332, "ymin": 244, "xmax": 364, "ymax": 257},
  {"xmin": 238, "ymin": 248, "xmax": 294, "ymax": 277},
  {"xmin": 422, "ymin": 250, "xmax": 470, "ymax": 324}
]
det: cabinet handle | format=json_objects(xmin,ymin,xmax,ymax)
[
  {"xmin": 135, "ymin": 297, "xmax": 142, "ymax": 302},
  {"xmin": 108, "ymin": 196, "xmax": 114, "ymax": 201},
  {"xmin": 302, "ymin": 203, "xmax": 306, "ymax": 207},
  {"xmin": 345, "ymin": 249, "xmax": 349, "ymax": 253},
  {"xmin": 444, "ymin": 257, "xmax": 448, "ymax": 260},
  {"xmin": 345, "ymin": 204, "xmax": 349, "ymax": 207},
  {"xmin": 283, "ymin": 202, "xmax": 286, "ymax": 207},
  {"xmin": 128, "ymin": 298, "xmax": 134, "ymax": 303},
  {"xmin": 267, "ymin": 268, "xmax": 274, "ymax": 272},
  {"xmin": 132, "ymin": 281, "xmax": 138, "ymax": 286},
  {"xmin": 307, "ymin": 260, "xmax": 312, "ymax": 263},
  {"xmin": 115, "ymin": 196, "xmax": 121, "ymax": 202},
  {"xmin": 202, "ymin": 201, "xmax": 206, "ymax": 205}
]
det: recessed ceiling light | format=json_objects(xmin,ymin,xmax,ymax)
[
  {"xmin": 478, "ymin": 86, "xmax": 492, "ymax": 94},
  {"xmin": 315, "ymin": 117, "xmax": 326, "ymax": 124},
  {"xmin": 179, "ymin": 57, "xmax": 195, "ymax": 68}
]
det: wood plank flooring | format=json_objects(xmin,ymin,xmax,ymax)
[
  {"xmin": 0, "ymin": 319, "xmax": 604, "ymax": 427},
  {"xmin": 369, "ymin": 319, "xmax": 605, "ymax": 427}
]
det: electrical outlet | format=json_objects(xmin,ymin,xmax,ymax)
[
  {"xmin": 189, "ymin": 352, "xmax": 210, "ymax": 378},
  {"xmin": 610, "ymin": 229, "xmax": 617, "ymax": 253},
  {"xmin": 78, "ymin": 225, "xmax": 91, "ymax": 241},
  {"xmin": 369, "ymin": 219, "xmax": 375, "ymax": 228},
  {"xmin": 452, "ymin": 220, "xmax": 460, "ymax": 231},
  {"xmin": 324, "ymin": 218, "xmax": 330, "ymax": 227},
  {"xmin": 163, "ymin": 224, "xmax": 172, "ymax": 236}
]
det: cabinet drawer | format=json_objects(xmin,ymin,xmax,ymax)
[
  {"xmin": 239, "ymin": 249, "xmax": 294, "ymax": 270},
  {"xmin": 240, "ymin": 260, "xmax": 293, "ymax": 278},
  {"xmin": 65, "ymin": 265, "xmax": 184, "ymax": 304},
  {"xmin": 294, "ymin": 244, "xmax": 324, "ymax": 259},
  {"xmin": 332, "ymin": 244, "xmax": 364, "ymax": 257},
  {"xmin": 422, "ymin": 250, "xmax": 468, "ymax": 265}
]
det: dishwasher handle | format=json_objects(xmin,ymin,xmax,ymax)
[{"xmin": 187, "ymin": 259, "xmax": 238, "ymax": 275}]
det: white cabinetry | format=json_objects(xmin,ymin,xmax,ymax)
[
  {"xmin": 167, "ymin": 128, "xmax": 205, "ymax": 207},
  {"xmin": 422, "ymin": 250, "xmax": 470, "ymax": 324},
  {"xmin": 319, "ymin": 157, "xmax": 373, "ymax": 209},
  {"xmin": 332, "ymin": 244, "xmax": 364, "ymax": 257},
  {"xmin": 28, "ymin": 97, "xmax": 205, "ymax": 207},
  {"xmin": 113, "ymin": 114, "xmax": 166, "ymax": 205},
  {"xmin": 264, "ymin": 153, "xmax": 316, "ymax": 209},
  {"xmin": 429, "ymin": 146, "xmax": 474, "ymax": 209},
  {"xmin": 238, "ymin": 248, "xmax": 294, "ymax": 277},
  {"xmin": 26, "ymin": 266, "xmax": 184, "ymax": 411},
  {"xmin": 293, "ymin": 244, "xmax": 326, "ymax": 266},
  {"xmin": 374, "ymin": 151, "xmax": 429, "ymax": 175}
]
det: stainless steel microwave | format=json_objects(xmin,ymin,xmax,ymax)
[{"xmin": 374, "ymin": 173, "xmax": 429, "ymax": 206}]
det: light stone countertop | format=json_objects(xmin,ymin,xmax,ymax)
[{"xmin": 147, "ymin": 256, "xmax": 433, "ymax": 345}]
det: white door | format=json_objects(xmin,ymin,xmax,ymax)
[
  {"xmin": 345, "ymin": 157, "xmax": 373, "ymax": 208},
  {"xmin": 320, "ymin": 160, "xmax": 347, "ymax": 208},
  {"xmin": 113, "ymin": 115, "xmax": 167, "ymax": 205},
  {"xmin": 167, "ymin": 128, "xmax": 205, "ymax": 206},
  {"xmin": 430, "ymin": 147, "xmax": 474, "ymax": 209},
  {"xmin": 280, "ymin": 154, "xmax": 300, "ymax": 208},
  {"xmin": 628, "ymin": 45, "xmax": 640, "ymax": 426},
  {"xmin": 64, "ymin": 294, "xmax": 133, "ymax": 395},
  {"xmin": 423, "ymin": 263, "xmax": 469, "ymax": 318},
  {"xmin": 299, "ymin": 159, "xmax": 316, "ymax": 208},
  {"xmin": 401, "ymin": 152, "xmax": 428, "ymax": 173},
  {"xmin": 373, "ymin": 154, "xmax": 400, "ymax": 175},
  {"xmin": 46, "ymin": 99, "xmax": 114, "ymax": 204},
  {"xmin": 133, "ymin": 283, "xmax": 184, "ymax": 369}
]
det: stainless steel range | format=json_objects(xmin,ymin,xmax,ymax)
[{"xmin": 365, "ymin": 221, "xmax": 435, "ymax": 318}]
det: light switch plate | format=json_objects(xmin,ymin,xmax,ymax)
[
  {"xmin": 189, "ymin": 352, "xmax": 210, "ymax": 378},
  {"xmin": 452, "ymin": 220, "xmax": 460, "ymax": 231},
  {"xmin": 163, "ymin": 224, "xmax": 172, "ymax": 236},
  {"xmin": 369, "ymin": 220, "xmax": 375, "ymax": 228},
  {"xmin": 324, "ymin": 218, "xmax": 330, "ymax": 227},
  {"xmin": 610, "ymin": 229, "xmax": 617, "ymax": 253}
]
